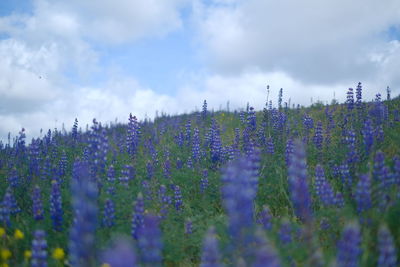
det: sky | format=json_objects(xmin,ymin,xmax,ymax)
[{"xmin": 1, "ymin": 0, "xmax": 400, "ymax": 141}]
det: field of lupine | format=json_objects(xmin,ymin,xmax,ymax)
[{"xmin": 0, "ymin": 84, "xmax": 400, "ymax": 266}]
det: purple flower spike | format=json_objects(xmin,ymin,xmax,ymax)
[
  {"xmin": 288, "ymin": 140, "xmax": 312, "ymax": 222},
  {"xmin": 336, "ymin": 222, "xmax": 361, "ymax": 267},
  {"xmin": 32, "ymin": 185, "xmax": 44, "ymax": 221},
  {"xmin": 31, "ymin": 230, "xmax": 47, "ymax": 267},
  {"xmin": 256, "ymin": 205, "xmax": 273, "ymax": 231},
  {"xmin": 200, "ymin": 226, "xmax": 223, "ymax": 267},
  {"xmin": 50, "ymin": 180, "xmax": 63, "ymax": 231},
  {"xmin": 132, "ymin": 193, "xmax": 144, "ymax": 239},
  {"xmin": 253, "ymin": 227, "xmax": 281, "ymax": 267},
  {"xmin": 102, "ymin": 238, "xmax": 137, "ymax": 267},
  {"xmin": 103, "ymin": 198, "xmax": 115, "ymax": 228},
  {"xmin": 355, "ymin": 174, "xmax": 372, "ymax": 214},
  {"xmin": 138, "ymin": 214, "xmax": 163, "ymax": 267},
  {"xmin": 378, "ymin": 224, "xmax": 398, "ymax": 267}
]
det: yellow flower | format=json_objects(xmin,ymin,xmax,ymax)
[
  {"xmin": 1, "ymin": 249, "xmax": 11, "ymax": 260},
  {"xmin": 52, "ymin": 248, "xmax": 65, "ymax": 260},
  {"xmin": 101, "ymin": 264, "xmax": 111, "ymax": 267},
  {"xmin": 1, "ymin": 263, "xmax": 9, "ymax": 267},
  {"xmin": 14, "ymin": 229, "xmax": 24, "ymax": 240},
  {"xmin": 0, "ymin": 228, "xmax": 5, "ymax": 237},
  {"xmin": 24, "ymin": 250, "xmax": 32, "ymax": 259}
]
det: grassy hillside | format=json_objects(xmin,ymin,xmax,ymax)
[{"xmin": 0, "ymin": 87, "xmax": 400, "ymax": 266}]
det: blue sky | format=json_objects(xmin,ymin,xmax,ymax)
[{"xmin": 0, "ymin": 0, "xmax": 400, "ymax": 140}]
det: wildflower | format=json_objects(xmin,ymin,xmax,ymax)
[
  {"xmin": 174, "ymin": 185, "xmax": 183, "ymax": 212},
  {"xmin": 101, "ymin": 238, "xmax": 137, "ymax": 267},
  {"xmin": 31, "ymin": 230, "xmax": 47, "ymax": 267},
  {"xmin": 50, "ymin": 180, "xmax": 63, "ymax": 231},
  {"xmin": 378, "ymin": 224, "xmax": 397, "ymax": 267},
  {"xmin": 1, "ymin": 249, "xmax": 11, "ymax": 260},
  {"xmin": 138, "ymin": 214, "xmax": 163, "ymax": 267},
  {"xmin": 0, "ymin": 228, "xmax": 5, "ymax": 237},
  {"xmin": 131, "ymin": 193, "xmax": 144, "ymax": 239},
  {"xmin": 336, "ymin": 222, "xmax": 361, "ymax": 267},
  {"xmin": 52, "ymin": 248, "xmax": 65, "ymax": 260},
  {"xmin": 253, "ymin": 227, "xmax": 281, "ymax": 267},
  {"xmin": 288, "ymin": 140, "xmax": 312, "ymax": 222},
  {"xmin": 24, "ymin": 250, "xmax": 32, "ymax": 259},
  {"xmin": 69, "ymin": 160, "xmax": 98, "ymax": 267},
  {"xmin": 200, "ymin": 226, "xmax": 223, "ymax": 267},
  {"xmin": 14, "ymin": 229, "xmax": 24, "ymax": 239},
  {"xmin": 32, "ymin": 185, "xmax": 44, "ymax": 221}
]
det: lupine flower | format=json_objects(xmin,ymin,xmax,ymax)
[
  {"xmin": 72, "ymin": 118, "xmax": 79, "ymax": 140},
  {"xmin": 247, "ymin": 107, "xmax": 257, "ymax": 132},
  {"xmin": 50, "ymin": 180, "xmax": 63, "ymax": 231},
  {"xmin": 355, "ymin": 174, "xmax": 372, "ymax": 214},
  {"xmin": 103, "ymin": 198, "xmax": 115, "ymax": 227},
  {"xmin": 106, "ymin": 165, "xmax": 116, "ymax": 195},
  {"xmin": 285, "ymin": 138, "xmax": 294, "ymax": 166},
  {"xmin": 278, "ymin": 88, "xmax": 283, "ymax": 109},
  {"xmin": 174, "ymin": 185, "xmax": 183, "ymax": 212},
  {"xmin": 7, "ymin": 169, "xmax": 18, "ymax": 188},
  {"xmin": 256, "ymin": 205, "xmax": 272, "ymax": 231},
  {"xmin": 253, "ymin": 227, "xmax": 281, "ymax": 267},
  {"xmin": 159, "ymin": 185, "xmax": 171, "ymax": 219},
  {"xmin": 69, "ymin": 161, "xmax": 98, "ymax": 267},
  {"xmin": 376, "ymin": 125, "xmax": 384, "ymax": 143},
  {"xmin": 141, "ymin": 180, "xmax": 152, "ymax": 201},
  {"xmin": 59, "ymin": 151, "xmax": 67, "ymax": 177},
  {"xmin": 313, "ymin": 121, "xmax": 323, "ymax": 151},
  {"xmin": 126, "ymin": 114, "xmax": 141, "ymax": 157},
  {"xmin": 185, "ymin": 218, "xmax": 193, "ymax": 235},
  {"xmin": 345, "ymin": 129, "xmax": 359, "ymax": 164},
  {"xmin": 31, "ymin": 230, "xmax": 47, "ymax": 267},
  {"xmin": 288, "ymin": 140, "xmax": 312, "ymax": 222},
  {"xmin": 102, "ymin": 238, "xmax": 137, "ymax": 267},
  {"xmin": 200, "ymin": 169, "xmax": 209, "ymax": 194},
  {"xmin": 336, "ymin": 222, "xmax": 361, "ymax": 267},
  {"xmin": 340, "ymin": 163, "xmax": 352, "ymax": 189},
  {"xmin": 163, "ymin": 158, "xmax": 171, "ymax": 179},
  {"xmin": 362, "ymin": 119, "xmax": 374, "ymax": 155},
  {"xmin": 32, "ymin": 185, "xmax": 44, "ymax": 221},
  {"xmin": 373, "ymin": 151, "xmax": 385, "ymax": 183},
  {"xmin": 0, "ymin": 189, "xmax": 12, "ymax": 226},
  {"xmin": 146, "ymin": 160, "xmax": 154, "ymax": 179},
  {"xmin": 221, "ymin": 156, "xmax": 258, "ymax": 242},
  {"xmin": 279, "ymin": 219, "xmax": 292, "ymax": 245},
  {"xmin": 315, "ymin": 165, "xmax": 343, "ymax": 207},
  {"xmin": 355, "ymin": 82, "xmax": 363, "ymax": 109},
  {"xmin": 266, "ymin": 137, "xmax": 274, "ymax": 155},
  {"xmin": 137, "ymin": 214, "xmax": 163, "ymax": 267},
  {"xmin": 200, "ymin": 226, "xmax": 223, "ymax": 267},
  {"xmin": 394, "ymin": 157, "xmax": 400, "ymax": 185},
  {"xmin": 132, "ymin": 193, "xmax": 144, "ymax": 239},
  {"xmin": 185, "ymin": 120, "xmax": 192, "ymax": 143},
  {"xmin": 6, "ymin": 187, "xmax": 20, "ymax": 214},
  {"xmin": 210, "ymin": 120, "xmax": 222, "ymax": 164},
  {"xmin": 346, "ymin": 88, "xmax": 354, "ymax": 111},
  {"xmin": 202, "ymin": 100, "xmax": 208, "ymax": 119},
  {"xmin": 377, "ymin": 224, "xmax": 397, "ymax": 267},
  {"xmin": 192, "ymin": 128, "xmax": 201, "ymax": 163}
]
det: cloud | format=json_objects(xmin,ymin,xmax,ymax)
[
  {"xmin": 193, "ymin": 0, "xmax": 400, "ymax": 86},
  {"xmin": 0, "ymin": 0, "xmax": 399, "ymax": 143},
  {"xmin": 34, "ymin": 0, "xmax": 189, "ymax": 44}
]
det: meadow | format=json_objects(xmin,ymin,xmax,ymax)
[{"xmin": 0, "ymin": 83, "xmax": 399, "ymax": 266}]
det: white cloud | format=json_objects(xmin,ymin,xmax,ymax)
[
  {"xmin": 193, "ymin": 0, "xmax": 400, "ymax": 86},
  {"xmin": 0, "ymin": 0, "xmax": 399, "ymax": 143}
]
